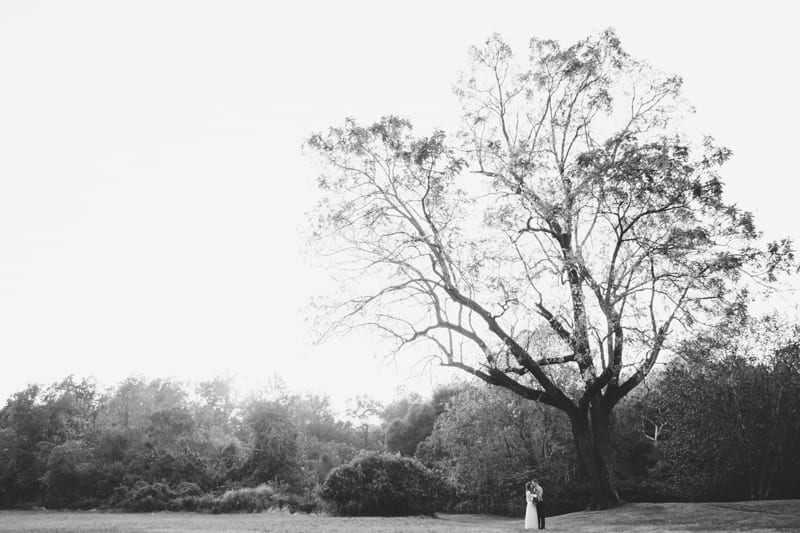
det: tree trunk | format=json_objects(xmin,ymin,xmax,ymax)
[{"xmin": 570, "ymin": 401, "xmax": 622, "ymax": 510}]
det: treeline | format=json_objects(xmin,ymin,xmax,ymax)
[
  {"xmin": 0, "ymin": 375, "xmax": 383, "ymax": 511},
  {"xmin": 1, "ymin": 315, "xmax": 799, "ymax": 514}
]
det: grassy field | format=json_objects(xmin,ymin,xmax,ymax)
[{"xmin": 1, "ymin": 500, "xmax": 798, "ymax": 532}]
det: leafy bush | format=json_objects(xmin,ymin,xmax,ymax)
[
  {"xmin": 170, "ymin": 493, "xmax": 218, "ymax": 513},
  {"xmin": 165, "ymin": 482, "xmax": 204, "ymax": 511},
  {"xmin": 320, "ymin": 453, "xmax": 444, "ymax": 516},
  {"xmin": 119, "ymin": 481, "xmax": 173, "ymax": 512},
  {"xmin": 112, "ymin": 480, "xmax": 318, "ymax": 514},
  {"xmin": 174, "ymin": 481, "xmax": 202, "ymax": 498},
  {"xmin": 216, "ymin": 484, "xmax": 274, "ymax": 513}
]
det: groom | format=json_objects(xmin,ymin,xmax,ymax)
[{"xmin": 532, "ymin": 479, "xmax": 545, "ymax": 529}]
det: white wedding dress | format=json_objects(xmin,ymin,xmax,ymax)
[{"xmin": 525, "ymin": 490, "xmax": 538, "ymax": 530}]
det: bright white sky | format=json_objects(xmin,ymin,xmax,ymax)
[{"xmin": 1, "ymin": 1, "xmax": 798, "ymax": 410}]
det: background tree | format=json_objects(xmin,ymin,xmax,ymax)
[
  {"xmin": 0, "ymin": 385, "xmax": 52, "ymax": 504},
  {"xmin": 346, "ymin": 395, "xmax": 383, "ymax": 449},
  {"xmin": 385, "ymin": 402, "xmax": 437, "ymax": 456},
  {"xmin": 307, "ymin": 30, "xmax": 793, "ymax": 507},
  {"xmin": 383, "ymin": 386, "xmax": 460, "ymax": 456},
  {"xmin": 418, "ymin": 382, "xmax": 574, "ymax": 514},
  {"xmin": 652, "ymin": 314, "xmax": 800, "ymax": 500},
  {"xmin": 240, "ymin": 400, "xmax": 303, "ymax": 489},
  {"xmin": 41, "ymin": 439, "xmax": 98, "ymax": 508},
  {"xmin": 194, "ymin": 376, "xmax": 238, "ymax": 435}
]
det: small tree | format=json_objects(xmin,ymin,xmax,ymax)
[{"xmin": 307, "ymin": 30, "xmax": 793, "ymax": 508}]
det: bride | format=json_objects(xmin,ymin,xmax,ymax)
[{"xmin": 525, "ymin": 481, "xmax": 539, "ymax": 530}]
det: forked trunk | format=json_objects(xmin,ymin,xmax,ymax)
[{"xmin": 570, "ymin": 401, "xmax": 622, "ymax": 510}]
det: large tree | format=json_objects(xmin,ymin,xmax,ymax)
[{"xmin": 307, "ymin": 30, "xmax": 791, "ymax": 508}]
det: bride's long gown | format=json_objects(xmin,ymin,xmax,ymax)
[{"xmin": 525, "ymin": 490, "xmax": 538, "ymax": 530}]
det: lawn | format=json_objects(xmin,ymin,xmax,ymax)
[{"xmin": 1, "ymin": 500, "xmax": 798, "ymax": 532}]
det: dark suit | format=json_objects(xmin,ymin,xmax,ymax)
[{"xmin": 533, "ymin": 485, "xmax": 545, "ymax": 529}]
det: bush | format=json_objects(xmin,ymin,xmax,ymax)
[
  {"xmin": 119, "ymin": 481, "xmax": 173, "ymax": 512},
  {"xmin": 164, "ymin": 482, "xmax": 204, "ymax": 511},
  {"xmin": 320, "ymin": 453, "xmax": 444, "ymax": 516},
  {"xmin": 216, "ymin": 484, "xmax": 274, "ymax": 513},
  {"xmin": 167, "ymin": 496, "xmax": 198, "ymax": 512},
  {"xmin": 174, "ymin": 481, "xmax": 203, "ymax": 498}
]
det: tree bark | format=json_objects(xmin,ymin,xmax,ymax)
[{"xmin": 570, "ymin": 400, "xmax": 622, "ymax": 510}]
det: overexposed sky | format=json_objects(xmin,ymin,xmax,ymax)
[{"xmin": 1, "ymin": 1, "xmax": 798, "ymax": 408}]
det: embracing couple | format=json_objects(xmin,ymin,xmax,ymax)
[{"xmin": 524, "ymin": 478, "xmax": 545, "ymax": 530}]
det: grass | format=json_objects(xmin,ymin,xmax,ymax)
[{"xmin": 0, "ymin": 500, "xmax": 798, "ymax": 532}]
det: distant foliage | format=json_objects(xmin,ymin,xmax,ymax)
[
  {"xmin": 653, "ymin": 341, "xmax": 800, "ymax": 500},
  {"xmin": 383, "ymin": 387, "xmax": 459, "ymax": 456},
  {"xmin": 384, "ymin": 403, "xmax": 437, "ymax": 456},
  {"xmin": 239, "ymin": 401, "xmax": 304, "ymax": 489},
  {"xmin": 41, "ymin": 440, "xmax": 98, "ymax": 507},
  {"xmin": 0, "ymin": 374, "xmax": 366, "ymax": 511},
  {"xmin": 320, "ymin": 453, "xmax": 446, "ymax": 516}
]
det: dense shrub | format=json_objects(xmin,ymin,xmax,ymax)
[
  {"xmin": 168, "ymin": 493, "xmax": 218, "ymax": 513},
  {"xmin": 320, "ymin": 453, "xmax": 444, "ymax": 516},
  {"xmin": 216, "ymin": 484, "xmax": 274, "ymax": 513},
  {"xmin": 166, "ymin": 481, "xmax": 206, "ymax": 511},
  {"xmin": 164, "ymin": 483, "xmax": 318, "ymax": 514},
  {"xmin": 174, "ymin": 481, "xmax": 203, "ymax": 498},
  {"xmin": 119, "ymin": 481, "xmax": 173, "ymax": 512},
  {"xmin": 109, "ymin": 480, "xmax": 320, "ymax": 514}
]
